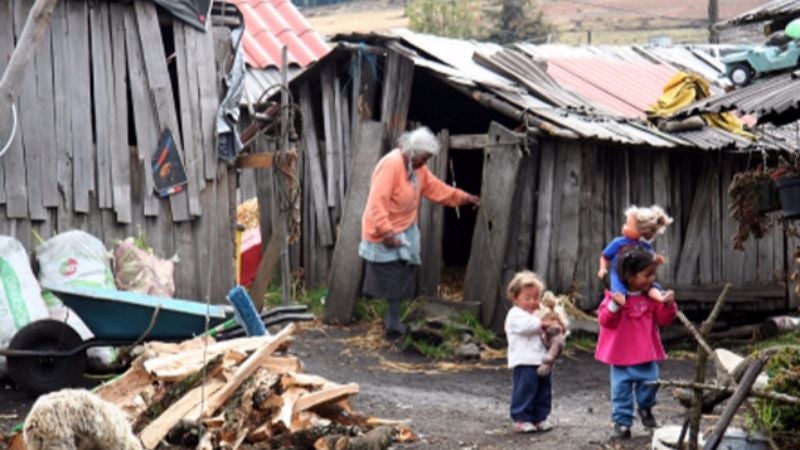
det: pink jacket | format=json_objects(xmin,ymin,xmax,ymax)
[{"xmin": 594, "ymin": 291, "xmax": 677, "ymax": 366}]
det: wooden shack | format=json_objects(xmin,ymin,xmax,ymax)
[
  {"xmin": 251, "ymin": 30, "xmax": 800, "ymax": 331},
  {"xmin": 0, "ymin": 0, "xmax": 236, "ymax": 301}
]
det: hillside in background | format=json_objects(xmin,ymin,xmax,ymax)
[{"xmin": 304, "ymin": 0, "xmax": 768, "ymax": 44}]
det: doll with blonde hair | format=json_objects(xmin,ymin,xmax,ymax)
[{"xmin": 597, "ymin": 205, "xmax": 675, "ymax": 304}]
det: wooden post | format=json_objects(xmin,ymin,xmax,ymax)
[
  {"xmin": 278, "ymin": 46, "xmax": 291, "ymax": 305},
  {"xmin": 0, "ymin": 0, "xmax": 59, "ymax": 139},
  {"xmin": 681, "ymin": 284, "xmax": 730, "ymax": 450}
]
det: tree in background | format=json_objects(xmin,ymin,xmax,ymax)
[
  {"xmin": 406, "ymin": 0, "xmax": 483, "ymax": 40},
  {"xmin": 485, "ymin": 0, "xmax": 556, "ymax": 44}
]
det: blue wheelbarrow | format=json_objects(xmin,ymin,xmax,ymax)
[{"xmin": 0, "ymin": 283, "xmax": 313, "ymax": 395}]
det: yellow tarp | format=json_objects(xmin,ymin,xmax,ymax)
[{"xmin": 647, "ymin": 71, "xmax": 755, "ymax": 140}]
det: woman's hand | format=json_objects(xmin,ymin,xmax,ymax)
[
  {"xmin": 597, "ymin": 267, "xmax": 608, "ymax": 279},
  {"xmin": 382, "ymin": 232, "xmax": 402, "ymax": 248},
  {"xmin": 464, "ymin": 194, "xmax": 480, "ymax": 209}
]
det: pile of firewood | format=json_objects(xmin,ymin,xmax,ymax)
[{"xmin": 88, "ymin": 324, "xmax": 412, "ymax": 450}]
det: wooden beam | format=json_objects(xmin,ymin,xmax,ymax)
[
  {"xmin": 449, "ymin": 134, "xmax": 489, "ymax": 150},
  {"xmin": 236, "ymin": 153, "xmax": 274, "ymax": 169}
]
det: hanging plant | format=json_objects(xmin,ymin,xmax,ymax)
[{"xmin": 728, "ymin": 167, "xmax": 778, "ymax": 250}]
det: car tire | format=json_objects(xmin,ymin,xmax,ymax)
[
  {"xmin": 7, "ymin": 320, "xmax": 87, "ymax": 397},
  {"xmin": 729, "ymin": 63, "xmax": 754, "ymax": 87}
]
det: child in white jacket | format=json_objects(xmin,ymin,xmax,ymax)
[{"xmin": 505, "ymin": 271, "xmax": 556, "ymax": 433}]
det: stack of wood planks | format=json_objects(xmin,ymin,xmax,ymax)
[{"xmin": 68, "ymin": 324, "xmax": 411, "ymax": 450}]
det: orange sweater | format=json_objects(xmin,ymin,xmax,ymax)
[{"xmin": 361, "ymin": 149, "xmax": 470, "ymax": 243}]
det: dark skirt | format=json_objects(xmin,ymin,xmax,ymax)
[{"xmin": 362, "ymin": 260, "xmax": 417, "ymax": 300}]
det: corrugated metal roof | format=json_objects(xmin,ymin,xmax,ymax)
[
  {"xmin": 514, "ymin": 44, "xmax": 728, "ymax": 119},
  {"xmin": 243, "ymin": 66, "xmax": 302, "ymax": 107},
  {"xmin": 228, "ymin": 0, "xmax": 329, "ymax": 69},
  {"xmin": 718, "ymin": 0, "xmax": 800, "ymax": 27},
  {"xmin": 674, "ymin": 70, "xmax": 800, "ymax": 125},
  {"xmin": 326, "ymin": 30, "xmax": 788, "ymax": 151}
]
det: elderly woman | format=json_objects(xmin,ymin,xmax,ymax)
[{"xmin": 359, "ymin": 126, "xmax": 480, "ymax": 336}]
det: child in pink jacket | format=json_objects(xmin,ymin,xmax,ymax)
[{"xmin": 595, "ymin": 247, "xmax": 677, "ymax": 439}]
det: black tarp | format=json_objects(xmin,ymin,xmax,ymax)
[{"xmin": 152, "ymin": 0, "xmax": 213, "ymax": 31}]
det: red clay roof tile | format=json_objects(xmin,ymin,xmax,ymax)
[{"xmin": 228, "ymin": 0, "xmax": 329, "ymax": 69}]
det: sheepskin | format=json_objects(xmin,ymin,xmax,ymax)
[{"xmin": 23, "ymin": 388, "xmax": 142, "ymax": 450}]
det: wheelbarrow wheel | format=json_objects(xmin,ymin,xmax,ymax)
[{"xmin": 7, "ymin": 320, "xmax": 87, "ymax": 396}]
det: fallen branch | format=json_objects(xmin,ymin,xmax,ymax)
[
  {"xmin": 684, "ymin": 283, "xmax": 730, "ymax": 450},
  {"xmin": 677, "ymin": 310, "xmax": 779, "ymax": 450},
  {"xmin": 704, "ymin": 355, "xmax": 770, "ymax": 450},
  {"xmin": 651, "ymin": 380, "xmax": 800, "ymax": 405}
]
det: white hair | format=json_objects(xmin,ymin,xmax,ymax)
[{"xmin": 398, "ymin": 126, "xmax": 440, "ymax": 158}]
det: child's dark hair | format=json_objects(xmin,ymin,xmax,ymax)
[{"xmin": 616, "ymin": 246, "xmax": 655, "ymax": 285}]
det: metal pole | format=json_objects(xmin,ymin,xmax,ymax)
[
  {"xmin": 279, "ymin": 46, "xmax": 292, "ymax": 305},
  {"xmin": 708, "ymin": 0, "xmax": 720, "ymax": 43}
]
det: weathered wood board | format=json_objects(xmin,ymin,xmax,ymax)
[
  {"xmin": 463, "ymin": 123, "xmax": 523, "ymax": 328},
  {"xmin": 324, "ymin": 121, "xmax": 385, "ymax": 324}
]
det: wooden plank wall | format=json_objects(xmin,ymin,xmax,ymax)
[
  {"xmin": 0, "ymin": 0, "xmax": 234, "ymax": 302},
  {"xmin": 534, "ymin": 140, "xmax": 788, "ymax": 310}
]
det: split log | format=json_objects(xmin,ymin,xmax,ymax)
[
  {"xmin": 138, "ymin": 377, "xmax": 227, "ymax": 449},
  {"xmin": 269, "ymin": 424, "xmax": 354, "ymax": 449},
  {"xmin": 260, "ymin": 355, "xmax": 303, "ymax": 374},
  {"xmin": 295, "ymin": 384, "xmax": 360, "ymax": 413},
  {"xmin": 136, "ymin": 355, "xmax": 224, "ymax": 431},
  {"xmin": 195, "ymin": 324, "xmax": 296, "ymax": 419},
  {"xmin": 144, "ymin": 336, "xmax": 273, "ymax": 380},
  {"xmin": 274, "ymin": 386, "xmax": 306, "ymax": 430},
  {"xmin": 314, "ymin": 426, "xmax": 394, "ymax": 450},
  {"xmin": 164, "ymin": 420, "xmax": 204, "ymax": 447}
]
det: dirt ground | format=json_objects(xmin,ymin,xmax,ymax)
[{"xmin": 0, "ymin": 322, "xmax": 697, "ymax": 449}]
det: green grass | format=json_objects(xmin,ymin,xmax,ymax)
[
  {"xmin": 460, "ymin": 312, "xmax": 496, "ymax": 346},
  {"xmin": 404, "ymin": 336, "xmax": 450, "ymax": 359},
  {"xmin": 565, "ymin": 333, "xmax": 596, "ymax": 353},
  {"xmin": 259, "ymin": 283, "xmax": 327, "ymax": 317},
  {"xmin": 747, "ymin": 331, "xmax": 800, "ymax": 353}
]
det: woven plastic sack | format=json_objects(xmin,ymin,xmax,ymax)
[
  {"xmin": 113, "ymin": 237, "xmax": 176, "ymax": 298},
  {"xmin": 36, "ymin": 230, "xmax": 118, "ymax": 370},
  {"xmin": 0, "ymin": 236, "xmax": 50, "ymax": 376}
]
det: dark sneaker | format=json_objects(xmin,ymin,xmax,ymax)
[
  {"xmin": 639, "ymin": 408, "xmax": 657, "ymax": 428},
  {"xmin": 613, "ymin": 423, "xmax": 631, "ymax": 439}
]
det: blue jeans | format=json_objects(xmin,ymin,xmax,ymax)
[
  {"xmin": 610, "ymin": 362, "xmax": 659, "ymax": 426},
  {"xmin": 510, "ymin": 365, "xmax": 552, "ymax": 423}
]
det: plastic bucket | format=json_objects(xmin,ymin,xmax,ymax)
[{"xmin": 775, "ymin": 176, "xmax": 800, "ymax": 219}]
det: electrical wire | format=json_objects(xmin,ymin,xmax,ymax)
[{"xmin": 0, "ymin": 103, "xmax": 18, "ymax": 159}]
